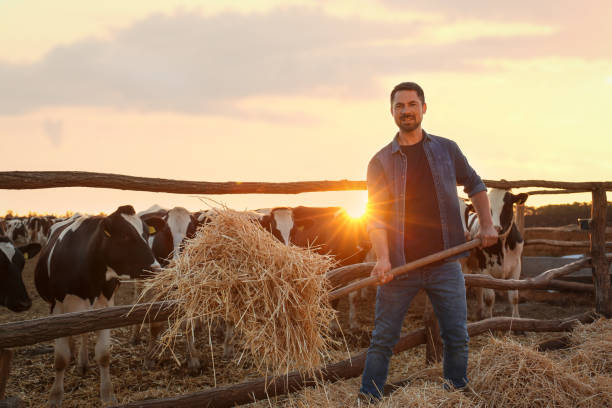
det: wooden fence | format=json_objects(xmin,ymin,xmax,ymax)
[{"xmin": 0, "ymin": 171, "xmax": 610, "ymax": 407}]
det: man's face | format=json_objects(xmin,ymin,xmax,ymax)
[{"xmin": 391, "ymin": 90, "xmax": 427, "ymax": 133}]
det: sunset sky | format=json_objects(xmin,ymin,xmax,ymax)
[{"xmin": 1, "ymin": 0, "xmax": 610, "ymax": 217}]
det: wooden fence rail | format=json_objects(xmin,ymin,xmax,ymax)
[
  {"xmin": 1, "ymin": 171, "xmax": 611, "ymax": 194},
  {"xmin": 0, "ymin": 302, "xmax": 177, "ymax": 349},
  {"xmin": 525, "ymin": 239, "xmax": 612, "ymax": 248},
  {"xmin": 327, "ymin": 256, "xmax": 598, "ymax": 293}
]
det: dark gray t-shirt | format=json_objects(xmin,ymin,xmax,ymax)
[{"xmin": 400, "ymin": 140, "xmax": 444, "ymax": 263}]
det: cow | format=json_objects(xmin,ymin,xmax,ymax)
[
  {"xmin": 34, "ymin": 205, "xmax": 161, "ymax": 407},
  {"xmin": 5, "ymin": 218, "xmax": 29, "ymax": 246},
  {"xmin": 459, "ymin": 189, "xmax": 528, "ymax": 320},
  {"xmin": 259, "ymin": 206, "xmax": 371, "ymax": 330},
  {"xmin": 138, "ymin": 205, "xmax": 201, "ymax": 265},
  {"xmin": 0, "ymin": 236, "xmax": 41, "ymax": 312},
  {"xmin": 135, "ymin": 206, "xmax": 204, "ymax": 372},
  {"xmin": 257, "ymin": 207, "xmax": 295, "ymax": 245},
  {"xmin": 27, "ymin": 216, "xmax": 54, "ymax": 246}
]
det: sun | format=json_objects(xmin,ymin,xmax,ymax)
[{"xmin": 344, "ymin": 196, "xmax": 368, "ymax": 219}]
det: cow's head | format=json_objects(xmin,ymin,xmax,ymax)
[
  {"xmin": 488, "ymin": 189, "xmax": 528, "ymax": 234},
  {"xmin": 102, "ymin": 205, "xmax": 160, "ymax": 279},
  {"xmin": 258, "ymin": 207, "xmax": 306, "ymax": 246},
  {"xmin": 140, "ymin": 213, "xmax": 173, "ymax": 267},
  {"xmin": 7, "ymin": 219, "xmax": 29, "ymax": 246},
  {"xmin": 0, "ymin": 237, "xmax": 41, "ymax": 312},
  {"xmin": 164, "ymin": 207, "xmax": 200, "ymax": 260},
  {"xmin": 27, "ymin": 216, "xmax": 52, "ymax": 246}
]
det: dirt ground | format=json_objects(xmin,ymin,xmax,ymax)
[{"xmin": 1, "ymin": 253, "xmax": 596, "ymax": 407}]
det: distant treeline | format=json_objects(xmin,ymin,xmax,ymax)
[{"xmin": 524, "ymin": 202, "xmax": 612, "ymax": 227}]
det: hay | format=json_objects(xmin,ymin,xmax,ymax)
[
  {"xmin": 565, "ymin": 318, "xmax": 612, "ymax": 376},
  {"xmin": 380, "ymin": 380, "xmax": 477, "ymax": 408},
  {"xmin": 140, "ymin": 207, "xmax": 338, "ymax": 377},
  {"xmin": 259, "ymin": 376, "xmax": 477, "ymax": 408},
  {"xmin": 470, "ymin": 336, "xmax": 597, "ymax": 408}
]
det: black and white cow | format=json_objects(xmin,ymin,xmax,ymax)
[
  {"xmin": 0, "ymin": 236, "xmax": 41, "ymax": 312},
  {"xmin": 34, "ymin": 205, "xmax": 161, "ymax": 407},
  {"xmin": 27, "ymin": 216, "xmax": 54, "ymax": 246},
  {"xmin": 135, "ymin": 205, "xmax": 203, "ymax": 372},
  {"xmin": 257, "ymin": 207, "xmax": 295, "ymax": 245},
  {"xmin": 5, "ymin": 218, "xmax": 29, "ymax": 246},
  {"xmin": 138, "ymin": 205, "xmax": 201, "ymax": 266},
  {"xmin": 459, "ymin": 189, "xmax": 528, "ymax": 320}
]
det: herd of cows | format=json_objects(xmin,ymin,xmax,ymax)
[{"xmin": 0, "ymin": 188, "xmax": 528, "ymax": 406}]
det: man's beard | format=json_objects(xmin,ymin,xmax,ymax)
[{"xmin": 397, "ymin": 116, "xmax": 421, "ymax": 133}]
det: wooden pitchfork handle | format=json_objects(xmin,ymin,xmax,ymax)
[{"xmin": 328, "ymin": 238, "xmax": 481, "ymax": 301}]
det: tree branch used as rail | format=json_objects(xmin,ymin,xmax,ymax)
[
  {"xmin": 0, "ymin": 302, "xmax": 178, "ymax": 349},
  {"xmin": 112, "ymin": 311, "xmax": 597, "ymax": 408},
  {"xmin": 547, "ymin": 280, "xmax": 594, "ymax": 292},
  {"xmin": 525, "ymin": 239, "xmax": 612, "ymax": 248},
  {"xmin": 482, "ymin": 180, "xmax": 612, "ymax": 190},
  {"xmin": 0, "ymin": 171, "xmax": 366, "ymax": 194},
  {"xmin": 465, "ymin": 257, "xmax": 592, "ymax": 290},
  {"xmin": 325, "ymin": 257, "xmax": 593, "ymax": 293},
  {"xmin": 1, "ymin": 172, "xmax": 611, "ymax": 194},
  {"xmin": 525, "ymin": 189, "xmax": 593, "ymax": 195}
]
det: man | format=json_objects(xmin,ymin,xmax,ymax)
[{"xmin": 359, "ymin": 82, "xmax": 497, "ymax": 401}]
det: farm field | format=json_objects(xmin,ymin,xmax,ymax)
[{"xmin": 1, "ymin": 245, "xmax": 600, "ymax": 408}]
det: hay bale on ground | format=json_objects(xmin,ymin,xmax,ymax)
[
  {"xmin": 141, "ymin": 208, "xmax": 338, "ymax": 377},
  {"xmin": 566, "ymin": 318, "xmax": 612, "ymax": 376},
  {"xmin": 264, "ymin": 377, "xmax": 476, "ymax": 408},
  {"xmin": 470, "ymin": 336, "xmax": 597, "ymax": 408}
]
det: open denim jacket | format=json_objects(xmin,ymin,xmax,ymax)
[{"xmin": 366, "ymin": 131, "xmax": 486, "ymax": 269}]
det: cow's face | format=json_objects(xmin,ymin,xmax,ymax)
[
  {"xmin": 0, "ymin": 237, "xmax": 41, "ymax": 312},
  {"xmin": 488, "ymin": 189, "xmax": 528, "ymax": 233},
  {"xmin": 259, "ymin": 208, "xmax": 295, "ymax": 245},
  {"xmin": 165, "ymin": 207, "xmax": 199, "ymax": 260},
  {"xmin": 102, "ymin": 205, "xmax": 159, "ymax": 279},
  {"xmin": 140, "ymin": 214, "xmax": 173, "ymax": 267},
  {"xmin": 7, "ymin": 219, "xmax": 29, "ymax": 246}
]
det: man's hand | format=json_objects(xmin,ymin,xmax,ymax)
[
  {"xmin": 371, "ymin": 258, "xmax": 393, "ymax": 284},
  {"xmin": 477, "ymin": 224, "xmax": 498, "ymax": 248}
]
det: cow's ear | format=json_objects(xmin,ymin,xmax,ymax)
[
  {"xmin": 102, "ymin": 217, "xmax": 113, "ymax": 237},
  {"xmin": 513, "ymin": 193, "xmax": 529, "ymax": 205},
  {"xmin": 259, "ymin": 215, "xmax": 271, "ymax": 230},
  {"xmin": 143, "ymin": 216, "xmax": 166, "ymax": 236},
  {"xmin": 18, "ymin": 243, "xmax": 42, "ymax": 260}
]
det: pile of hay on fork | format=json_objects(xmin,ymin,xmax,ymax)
[{"xmin": 141, "ymin": 208, "xmax": 338, "ymax": 377}]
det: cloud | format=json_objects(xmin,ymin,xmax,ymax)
[
  {"xmin": 379, "ymin": 0, "xmax": 612, "ymax": 58},
  {"xmin": 43, "ymin": 119, "xmax": 63, "ymax": 147},
  {"xmin": 0, "ymin": 5, "xmax": 609, "ymax": 115}
]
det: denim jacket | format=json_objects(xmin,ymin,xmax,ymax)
[{"xmin": 366, "ymin": 131, "xmax": 486, "ymax": 268}]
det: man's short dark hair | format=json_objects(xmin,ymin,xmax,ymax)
[{"xmin": 390, "ymin": 82, "xmax": 425, "ymax": 105}]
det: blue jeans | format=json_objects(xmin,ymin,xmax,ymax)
[{"xmin": 359, "ymin": 261, "xmax": 469, "ymax": 399}]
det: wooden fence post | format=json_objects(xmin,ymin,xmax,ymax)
[
  {"xmin": 0, "ymin": 349, "xmax": 12, "ymax": 400},
  {"xmin": 423, "ymin": 298, "xmax": 442, "ymax": 364},
  {"xmin": 590, "ymin": 188, "xmax": 611, "ymax": 317},
  {"xmin": 516, "ymin": 204, "xmax": 525, "ymax": 237}
]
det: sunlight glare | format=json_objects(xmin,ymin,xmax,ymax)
[{"xmin": 344, "ymin": 193, "xmax": 368, "ymax": 219}]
